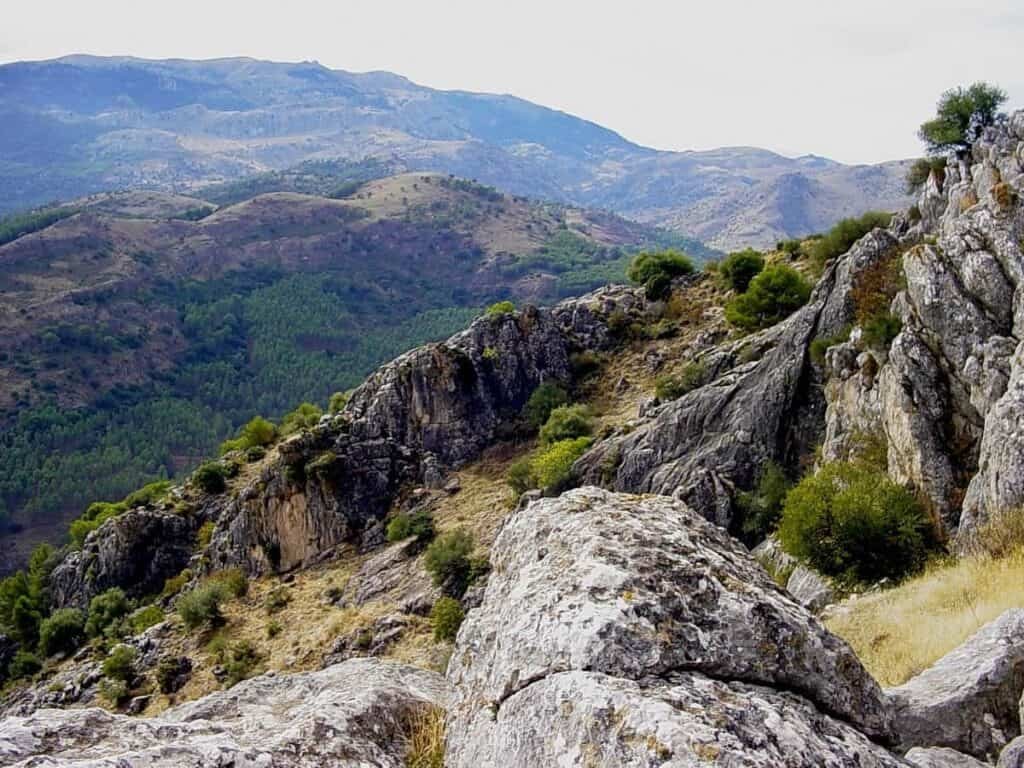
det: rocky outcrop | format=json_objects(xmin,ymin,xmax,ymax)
[
  {"xmin": 0, "ymin": 658, "xmax": 447, "ymax": 767},
  {"xmin": 49, "ymin": 508, "xmax": 203, "ymax": 610},
  {"xmin": 905, "ymin": 747, "xmax": 988, "ymax": 767},
  {"xmin": 1000, "ymin": 736, "xmax": 1024, "ymax": 767},
  {"xmin": 576, "ymin": 229, "xmax": 900, "ymax": 529},
  {"xmin": 446, "ymin": 488, "xmax": 900, "ymax": 765},
  {"xmin": 820, "ymin": 112, "xmax": 1024, "ymax": 543},
  {"xmin": 787, "ymin": 564, "xmax": 836, "ymax": 613},
  {"xmin": 889, "ymin": 610, "xmax": 1024, "ymax": 761},
  {"xmin": 204, "ymin": 291, "xmax": 646, "ymax": 575}
]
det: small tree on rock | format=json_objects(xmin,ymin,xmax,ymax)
[{"xmin": 918, "ymin": 82, "xmax": 1007, "ymax": 154}]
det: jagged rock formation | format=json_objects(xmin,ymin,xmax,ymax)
[
  {"xmin": 889, "ymin": 609, "xmax": 1024, "ymax": 761},
  {"xmin": 0, "ymin": 658, "xmax": 447, "ymax": 767},
  {"xmin": 446, "ymin": 488, "xmax": 900, "ymax": 765}
]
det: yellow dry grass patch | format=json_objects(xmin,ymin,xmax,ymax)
[
  {"xmin": 404, "ymin": 705, "xmax": 447, "ymax": 768},
  {"xmin": 434, "ymin": 445, "xmax": 526, "ymax": 548},
  {"xmin": 826, "ymin": 549, "xmax": 1024, "ymax": 687}
]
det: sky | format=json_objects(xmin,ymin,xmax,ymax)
[{"xmin": 1, "ymin": 0, "xmax": 1021, "ymax": 165}]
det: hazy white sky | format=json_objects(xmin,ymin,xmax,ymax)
[{"xmin": 2, "ymin": 0, "xmax": 1021, "ymax": 164}]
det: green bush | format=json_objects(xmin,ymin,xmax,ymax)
[
  {"xmin": 98, "ymin": 677, "xmax": 129, "ymax": 706},
  {"xmin": 539, "ymin": 404, "xmax": 593, "ymax": 447},
  {"xmin": 7, "ymin": 650, "xmax": 41, "ymax": 679},
  {"xmin": 193, "ymin": 462, "xmax": 229, "ymax": 494},
  {"xmin": 86, "ymin": 588, "xmax": 130, "ymax": 639},
  {"xmin": 386, "ymin": 508, "xmax": 436, "ymax": 545},
  {"xmin": 725, "ymin": 264, "xmax": 812, "ymax": 331},
  {"xmin": 736, "ymin": 462, "xmax": 791, "ymax": 543},
  {"xmin": 530, "ymin": 437, "xmax": 592, "ymax": 493},
  {"xmin": 523, "ymin": 382, "xmax": 569, "ymax": 429},
  {"xmin": 424, "ymin": 529, "xmax": 474, "ymax": 597},
  {"xmin": 280, "ymin": 402, "xmax": 322, "ymax": 435},
  {"xmin": 720, "ymin": 249, "xmax": 765, "ymax": 292},
  {"xmin": 38, "ymin": 608, "xmax": 85, "ymax": 657},
  {"xmin": 264, "ymin": 586, "xmax": 290, "ymax": 614},
  {"xmin": 155, "ymin": 656, "xmax": 189, "ymax": 694},
  {"xmin": 328, "ymin": 391, "xmax": 350, "ymax": 414},
  {"xmin": 861, "ymin": 312, "xmax": 902, "ymax": 350},
  {"xmin": 627, "ymin": 250, "xmax": 695, "ymax": 300},
  {"xmin": 211, "ymin": 568, "xmax": 248, "ymax": 599},
  {"xmin": 242, "ymin": 416, "xmax": 277, "ymax": 447},
  {"xmin": 809, "ymin": 212, "xmax": 893, "ymax": 267},
  {"xmin": 102, "ymin": 644, "xmax": 138, "ymax": 682},
  {"xmin": 655, "ymin": 361, "xmax": 708, "ymax": 401},
  {"xmin": 123, "ymin": 480, "xmax": 171, "ymax": 509},
  {"xmin": 809, "ymin": 326, "xmax": 852, "ymax": 367},
  {"xmin": 777, "ymin": 239, "xmax": 803, "ymax": 256},
  {"xmin": 430, "ymin": 597, "xmax": 465, "ymax": 641},
  {"xmin": 267, "ymin": 620, "xmax": 283, "ymax": 638},
  {"xmin": 69, "ymin": 501, "xmax": 128, "ymax": 549},
  {"xmin": 905, "ymin": 157, "xmax": 948, "ymax": 193},
  {"xmin": 485, "ymin": 301, "xmax": 516, "ymax": 317},
  {"xmin": 177, "ymin": 581, "xmax": 228, "ymax": 631},
  {"xmin": 569, "ymin": 351, "xmax": 603, "ymax": 379},
  {"xmin": 918, "ymin": 82, "xmax": 1008, "ymax": 153},
  {"xmin": 507, "ymin": 456, "xmax": 535, "ymax": 497},
  {"xmin": 224, "ymin": 639, "xmax": 261, "ymax": 687},
  {"xmin": 778, "ymin": 462, "xmax": 936, "ymax": 584},
  {"xmin": 162, "ymin": 569, "xmax": 192, "ymax": 598},
  {"xmin": 129, "ymin": 605, "xmax": 165, "ymax": 634}
]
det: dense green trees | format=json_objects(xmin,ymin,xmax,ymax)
[
  {"xmin": 725, "ymin": 264, "xmax": 812, "ymax": 331},
  {"xmin": 627, "ymin": 250, "xmax": 695, "ymax": 299}
]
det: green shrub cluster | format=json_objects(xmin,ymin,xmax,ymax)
[
  {"xmin": 280, "ymin": 403, "xmax": 322, "ymax": 435},
  {"xmin": 485, "ymin": 301, "xmax": 516, "ymax": 317},
  {"xmin": 69, "ymin": 501, "xmax": 127, "ymax": 549},
  {"xmin": 735, "ymin": 462, "xmax": 792, "ymax": 543},
  {"xmin": 627, "ymin": 250, "xmax": 695, "ymax": 300},
  {"xmin": 861, "ymin": 312, "xmax": 902, "ymax": 350},
  {"xmin": 424, "ymin": 529, "xmax": 475, "ymax": 598},
  {"xmin": 85, "ymin": 588, "xmax": 130, "ymax": 640},
  {"xmin": 508, "ymin": 437, "xmax": 593, "ymax": 497},
  {"xmin": 655, "ymin": 361, "xmax": 708, "ymax": 401},
  {"xmin": 430, "ymin": 597, "xmax": 465, "ymax": 641},
  {"xmin": 177, "ymin": 581, "xmax": 229, "ymax": 631},
  {"xmin": 809, "ymin": 326, "xmax": 852, "ymax": 367},
  {"xmin": 725, "ymin": 265, "xmax": 812, "ymax": 331},
  {"xmin": 220, "ymin": 416, "xmax": 278, "ymax": 455},
  {"xmin": 778, "ymin": 462, "xmax": 937, "ymax": 584},
  {"xmin": 538, "ymin": 404, "xmax": 593, "ymax": 446},
  {"xmin": 523, "ymin": 382, "xmax": 569, "ymax": 429},
  {"xmin": 102, "ymin": 644, "xmax": 138, "ymax": 682},
  {"xmin": 328, "ymin": 391, "xmax": 350, "ymax": 414},
  {"xmin": 192, "ymin": 462, "xmax": 230, "ymax": 494},
  {"xmin": 809, "ymin": 212, "xmax": 893, "ymax": 267},
  {"xmin": 719, "ymin": 249, "xmax": 765, "ymax": 293},
  {"xmin": 223, "ymin": 639, "xmax": 261, "ymax": 687},
  {"xmin": 38, "ymin": 608, "xmax": 85, "ymax": 657},
  {"xmin": 386, "ymin": 508, "xmax": 436, "ymax": 545}
]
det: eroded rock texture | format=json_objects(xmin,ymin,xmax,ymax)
[{"xmin": 445, "ymin": 487, "xmax": 900, "ymax": 766}]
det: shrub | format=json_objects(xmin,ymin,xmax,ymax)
[
  {"xmin": 69, "ymin": 501, "xmax": 127, "ymax": 549},
  {"xmin": 280, "ymin": 402, "xmax": 322, "ymax": 435},
  {"xmin": 905, "ymin": 157, "xmax": 947, "ymax": 193},
  {"xmin": 267, "ymin": 620, "xmax": 283, "ymax": 638},
  {"xmin": 193, "ymin": 462, "xmax": 229, "ymax": 494},
  {"xmin": 430, "ymin": 597, "xmax": 465, "ymax": 641},
  {"xmin": 861, "ymin": 312, "xmax": 902, "ymax": 350},
  {"xmin": 485, "ymin": 300, "xmax": 515, "ymax": 317},
  {"xmin": 777, "ymin": 239, "xmax": 803, "ymax": 257},
  {"xmin": 224, "ymin": 640, "xmax": 261, "ymax": 687},
  {"xmin": 720, "ymin": 249, "xmax": 765, "ymax": 292},
  {"xmin": 736, "ymin": 462, "xmax": 792, "ymax": 543},
  {"xmin": 102, "ymin": 644, "xmax": 138, "ymax": 682},
  {"xmin": 424, "ymin": 529, "xmax": 474, "ymax": 597},
  {"xmin": 530, "ymin": 437, "xmax": 592, "ymax": 493},
  {"xmin": 264, "ymin": 586, "xmax": 290, "ymax": 614},
  {"xmin": 507, "ymin": 456, "xmax": 535, "ymax": 497},
  {"xmin": 86, "ymin": 588, "xmax": 130, "ymax": 639},
  {"xmin": 129, "ymin": 605, "xmax": 165, "ymax": 634},
  {"xmin": 778, "ymin": 462, "xmax": 937, "ymax": 584},
  {"xmin": 482, "ymin": 346, "xmax": 499, "ymax": 361},
  {"xmin": 328, "ymin": 391, "xmax": 350, "ymax": 414},
  {"xmin": 655, "ymin": 361, "xmax": 708, "ymax": 401},
  {"xmin": 539, "ymin": 404, "xmax": 593, "ymax": 446},
  {"xmin": 38, "ymin": 608, "xmax": 85, "ymax": 657},
  {"xmin": 725, "ymin": 264, "xmax": 812, "ymax": 331},
  {"xmin": 627, "ymin": 250, "xmax": 696, "ymax": 300},
  {"xmin": 196, "ymin": 521, "xmax": 215, "ymax": 550},
  {"xmin": 523, "ymin": 382, "xmax": 569, "ymax": 429},
  {"xmin": 211, "ymin": 568, "xmax": 248, "ymax": 599},
  {"xmin": 177, "ymin": 581, "xmax": 228, "ymax": 631},
  {"xmin": 405, "ymin": 705, "xmax": 446, "ymax": 768},
  {"xmin": 162, "ymin": 569, "xmax": 192, "ymax": 598},
  {"xmin": 155, "ymin": 656, "xmax": 191, "ymax": 694},
  {"xmin": 809, "ymin": 326, "xmax": 852, "ymax": 367},
  {"xmin": 386, "ymin": 508, "xmax": 436, "ymax": 545},
  {"xmin": 8, "ymin": 650, "xmax": 41, "ymax": 679},
  {"xmin": 241, "ymin": 416, "xmax": 277, "ymax": 447},
  {"xmin": 809, "ymin": 212, "xmax": 893, "ymax": 267},
  {"xmin": 918, "ymin": 82, "xmax": 1008, "ymax": 154},
  {"xmin": 123, "ymin": 480, "xmax": 171, "ymax": 509},
  {"xmin": 569, "ymin": 351, "xmax": 602, "ymax": 379},
  {"xmin": 245, "ymin": 446, "xmax": 266, "ymax": 462},
  {"xmin": 98, "ymin": 677, "xmax": 129, "ymax": 707}
]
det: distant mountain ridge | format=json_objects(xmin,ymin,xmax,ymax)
[{"xmin": 0, "ymin": 55, "xmax": 912, "ymax": 249}]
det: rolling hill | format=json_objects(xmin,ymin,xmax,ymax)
[
  {"xmin": 0, "ymin": 55, "xmax": 913, "ymax": 249},
  {"xmin": 0, "ymin": 174, "xmax": 701, "ymax": 569}
]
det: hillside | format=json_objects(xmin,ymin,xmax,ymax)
[
  {"xmin": 0, "ymin": 174, "xmax": 696, "ymax": 569},
  {"xmin": 0, "ymin": 109, "xmax": 1023, "ymax": 767},
  {"xmin": 0, "ymin": 55, "xmax": 913, "ymax": 249}
]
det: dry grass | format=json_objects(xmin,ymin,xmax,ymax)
[
  {"xmin": 404, "ymin": 705, "xmax": 447, "ymax": 768},
  {"xmin": 826, "ymin": 548, "xmax": 1024, "ymax": 686}
]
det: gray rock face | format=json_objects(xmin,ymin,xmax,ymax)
[
  {"xmin": 49, "ymin": 509, "xmax": 202, "ymax": 609},
  {"xmin": 905, "ymin": 747, "xmax": 988, "ymax": 767},
  {"xmin": 999, "ymin": 736, "xmax": 1024, "ymax": 767},
  {"xmin": 575, "ymin": 229, "xmax": 899, "ymax": 529},
  {"xmin": 889, "ymin": 609, "xmax": 1024, "ymax": 761},
  {"xmin": 786, "ymin": 565, "xmax": 836, "ymax": 613},
  {"xmin": 0, "ymin": 658, "xmax": 447, "ymax": 767},
  {"xmin": 446, "ymin": 488, "xmax": 898, "ymax": 766}
]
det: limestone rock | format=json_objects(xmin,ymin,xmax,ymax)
[
  {"xmin": 999, "ymin": 736, "xmax": 1024, "ymax": 767},
  {"xmin": 786, "ymin": 565, "xmax": 836, "ymax": 613},
  {"xmin": 905, "ymin": 747, "xmax": 988, "ymax": 767},
  {"xmin": 889, "ymin": 609, "xmax": 1024, "ymax": 761},
  {"xmin": 0, "ymin": 658, "xmax": 447, "ymax": 767},
  {"xmin": 446, "ymin": 487, "xmax": 895, "ymax": 768}
]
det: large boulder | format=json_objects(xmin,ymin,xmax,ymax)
[
  {"xmin": 446, "ymin": 488, "xmax": 898, "ymax": 766},
  {"xmin": 999, "ymin": 736, "xmax": 1024, "ymax": 767},
  {"xmin": 905, "ymin": 747, "xmax": 988, "ymax": 767},
  {"xmin": 889, "ymin": 610, "xmax": 1024, "ymax": 761},
  {"xmin": 0, "ymin": 658, "xmax": 447, "ymax": 767}
]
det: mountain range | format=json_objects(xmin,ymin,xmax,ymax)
[{"xmin": 0, "ymin": 55, "xmax": 913, "ymax": 249}]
